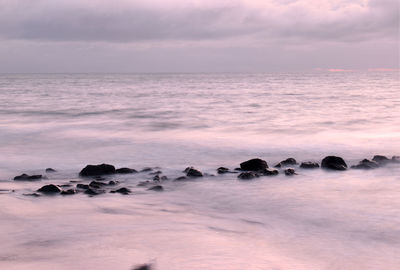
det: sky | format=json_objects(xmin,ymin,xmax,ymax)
[{"xmin": 0, "ymin": 0, "xmax": 398, "ymax": 73}]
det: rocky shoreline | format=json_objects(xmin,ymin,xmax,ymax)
[{"xmin": 5, "ymin": 154, "xmax": 399, "ymax": 197}]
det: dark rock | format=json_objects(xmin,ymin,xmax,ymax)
[
  {"xmin": 141, "ymin": 167, "xmax": 153, "ymax": 172},
  {"xmin": 148, "ymin": 185, "xmax": 164, "ymax": 191},
  {"xmin": 23, "ymin": 193, "xmax": 41, "ymax": 197},
  {"xmin": 108, "ymin": 180, "xmax": 119, "ymax": 185},
  {"xmin": 60, "ymin": 189, "xmax": 77, "ymax": 195},
  {"xmin": 160, "ymin": 176, "xmax": 168, "ymax": 181},
  {"xmin": 238, "ymin": 172, "xmax": 258, "ymax": 180},
  {"xmin": 240, "ymin": 158, "xmax": 268, "ymax": 171},
  {"xmin": 372, "ymin": 155, "xmax": 390, "ymax": 165},
  {"xmin": 132, "ymin": 264, "xmax": 152, "ymax": 270},
  {"xmin": 137, "ymin": 181, "xmax": 152, "ymax": 187},
  {"xmin": 45, "ymin": 168, "xmax": 56, "ymax": 173},
  {"xmin": 217, "ymin": 167, "xmax": 230, "ymax": 174},
  {"xmin": 76, "ymin": 184, "xmax": 90, "ymax": 190},
  {"xmin": 234, "ymin": 168, "xmax": 243, "ymax": 171},
  {"xmin": 84, "ymin": 188, "xmax": 104, "ymax": 196},
  {"xmin": 153, "ymin": 175, "xmax": 160, "ymax": 181},
  {"xmin": 89, "ymin": 180, "xmax": 107, "ymax": 188},
  {"xmin": 37, "ymin": 184, "xmax": 62, "ymax": 194},
  {"xmin": 174, "ymin": 176, "xmax": 187, "ymax": 181},
  {"xmin": 149, "ymin": 170, "xmax": 162, "ymax": 175},
  {"xmin": 184, "ymin": 167, "xmax": 203, "ymax": 177},
  {"xmin": 275, "ymin": 158, "xmax": 297, "ymax": 168},
  {"xmin": 58, "ymin": 184, "xmax": 72, "ymax": 187},
  {"xmin": 321, "ymin": 156, "xmax": 347, "ymax": 171},
  {"xmin": 115, "ymin": 167, "xmax": 137, "ymax": 174},
  {"xmin": 110, "ymin": 187, "xmax": 131, "ymax": 195},
  {"xmin": 79, "ymin": 163, "xmax": 116, "ymax": 177},
  {"xmin": 392, "ymin": 156, "xmax": 400, "ymax": 163},
  {"xmin": 262, "ymin": 168, "xmax": 279, "ymax": 176},
  {"xmin": 284, "ymin": 168, "xmax": 296, "ymax": 176},
  {"xmin": 300, "ymin": 162, "xmax": 320, "ymax": 169},
  {"xmin": 14, "ymin": 174, "xmax": 42, "ymax": 181},
  {"xmin": 351, "ymin": 159, "xmax": 379, "ymax": 170}
]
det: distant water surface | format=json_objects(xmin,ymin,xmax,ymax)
[{"xmin": 0, "ymin": 72, "xmax": 399, "ymax": 270}]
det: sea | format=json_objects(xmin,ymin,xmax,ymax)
[{"xmin": 0, "ymin": 72, "xmax": 399, "ymax": 270}]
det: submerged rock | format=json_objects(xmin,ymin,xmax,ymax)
[
  {"xmin": 23, "ymin": 193, "xmax": 41, "ymax": 197},
  {"xmin": 284, "ymin": 168, "xmax": 296, "ymax": 176},
  {"xmin": 184, "ymin": 167, "xmax": 203, "ymax": 177},
  {"xmin": 79, "ymin": 164, "xmax": 116, "ymax": 177},
  {"xmin": 148, "ymin": 185, "xmax": 164, "ymax": 192},
  {"xmin": 321, "ymin": 156, "xmax": 347, "ymax": 171},
  {"xmin": 108, "ymin": 180, "xmax": 119, "ymax": 185},
  {"xmin": 275, "ymin": 158, "xmax": 297, "ymax": 168},
  {"xmin": 84, "ymin": 188, "xmax": 104, "ymax": 196},
  {"xmin": 60, "ymin": 189, "xmax": 77, "ymax": 195},
  {"xmin": 238, "ymin": 172, "xmax": 258, "ymax": 180},
  {"xmin": 89, "ymin": 180, "xmax": 107, "ymax": 188},
  {"xmin": 217, "ymin": 167, "xmax": 230, "ymax": 174},
  {"xmin": 115, "ymin": 167, "xmax": 137, "ymax": 174},
  {"xmin": 392, "ymin": 156, "xmax": 400, "ymax": 163},
  {"xmin": 174, "ymin": 176, "xmax": 187, "ymax": 181},
  {"xmin": 300, "ymin": 162, "xmax": 320, "ymax": 169},
  {"xmin": 262, "ymin": 168, "xmax": 279, "ymax": 176},
  {"xmin": 110, "ymin": 187, "xmax": 131, "ymax": 195},
  {"xmin": 132, "ymin": 264, "xmax": 152, "ymax": 270},
  {"xmin": 240, "ymin": 158, "xmax": 268, "ymax": 171},
  {"xmin": 137, "ymin": 181, "xmax": 152, "ymax": 186},
  {"xmin": 372, "ymin": 155, "xmax": 390, "ymax": 165},
  {"xmin": 351, "ymin": 159, "xmax": 379, "ymax": 170},
  {"xmin": 37, "ymin": 184, "xmax": 62, "ymax": 194},
  {"xmin": 141, "ymin": 167, "xmax": 153, "ymax": 172},
  {"xmin": 76, "ymin": 184, "xmax": 90, "ymax": 190},
  {"xmin": 45, "ymin": 168, "xmax": 56, "ymax": 173},
  {"xmin": 14, "ymin": 174, "xmax": 42, "ymax": 181}
]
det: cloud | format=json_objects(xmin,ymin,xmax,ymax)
[{"xmin": 0, "ymin": 0, "xmax": 398, "ymax": 45}]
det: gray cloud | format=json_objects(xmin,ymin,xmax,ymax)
[{"xmin": 0, "ymin": 0, "xmax": 398, "ymax": 44}]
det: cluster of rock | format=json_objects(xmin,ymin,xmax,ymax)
[{"xmin": 11, "ymin": 154, "xmax": 399, "ymax": 197}]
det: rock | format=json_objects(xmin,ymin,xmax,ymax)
[
  {"xmin": 132, "ymin": 264, "xmax": 152, "ymax": 270},
  {"xmin": 153, "ymin": 175, "xmax": 160, "ymax": 181},
  {"xmin": 238, "ymin": 172, "xmax": 258, "ymax": 180},
  {"xmin": 275, "ymin": 158, "xmax": 297, "ymax": 168},
  {"xmin": 284, "ymin": 168, "xmax": 296, "ymax": 176},
  {"xmin": 372, "ymin": 155, "xmax": 390, "ymax": 165},
  {"xmin": 23, "ymin": 193, "xmax": 41, "ymax": 197},
  {"xmin": 14, "ymin": 174, "xmax": 42, "ymax": 181},
  {"xmin": 300, "ymin": 162, "xmax": 320, "ymax": 169},
  {"xmin": 184, "ymin": 167, "xmax": 203, "ymax": 177},
  {"xmin": 58, "ymin": 184, "xmax": 72, "ymax": 187},
  {"xmin": 37, "ymin": 184, "xmax": 62, "ymax": 194},
  {"xmin": 160, "ymin": 176, "xmax": 168, "ymax": 181},
  {"xmin": 217, "ymin": 167, "xmax": 230, "ymax": 174},
  {"xmin": 108, "ymin": 180, "xmax": 119, "ymax": 185},
  {"xmin": 45, "ymin": 168, "xmax": 56, "ymax": 173},
  {"xmin": 262, "ymin": 169, "xmax": 279, "ymax": 176},
  {"xmin": 137, "ymin": 181, "xmax": 151, "ymax": 186},
  {"xmin": 141, "ymin": 167, "xmax": 153, "ymax": 172},
  {"xmin": 392, "ymin": 156, "xmax": 400, "ymax": 163},
  {"xmin": 110, "ymin": 187, "xmax": 131, "ymax": 195},
  {"xmin": 60, "ymin": 189, "xmax": 76, "ymax": 195},
  {"xmin": 148, "ymin": 185, "xmax": 164, "ymax": 191},
  {"xmin": 174, "ymin": 176, "xmax": 187, "ymax": 181},
  {"xmin": 84, "ymin": 188, "xmax": 104, "ymax": 196},
  {"xmin": 79, "ymin": 164, "xmax": 116, "ymax": 177},
  {"xmin": 76, "ymin": 184, "xmax": 90, "ymax": 190},
  {"xmin": 89, "ymin": 180, "xmax": 107, "ymax": 188},
  {"xmin": 149, "ymin": 170, "xmax": 162, "ymax": 175},
  {"xmin": 240, "ymin": 158, "xmax": 268, "ymax": 171},
  {"xmin": 351, "ymin": 159, "xmax": 379, "ymax": 170},
  {"xmin": 321, "ymin": 156, "xmax": 347, "ymax": 171},
  {"xmin": 115, "ymin": 167, "xmax": 137, "ymax": 174}
]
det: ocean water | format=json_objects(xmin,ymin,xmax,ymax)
[{"xmin": 0, "ymin": 72, "xmax": 399, "ymax": 270}]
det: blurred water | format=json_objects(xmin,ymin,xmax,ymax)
[{"xmin": 0, "ymin": 72, "xmax": 399, "ymax": 270}]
